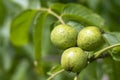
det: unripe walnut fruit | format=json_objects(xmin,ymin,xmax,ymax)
[
  {"xmin": 50, "ymin": 24, "xmax": 77, "ymax": 49},
  {"xmin": 61, "ymin": 47, "xmax": 88, "ymax": 73},
  {"xmin": 112, "ymin": 46, "xmax": 120, "ymax": 54},
  {"xmin": 77, "ymin": 26, "xmax": 103, "ymax": 51}
]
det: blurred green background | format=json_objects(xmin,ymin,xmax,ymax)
[{"xmin": 0, "ymin": 0, "xmax": 120, "ymax": 80}]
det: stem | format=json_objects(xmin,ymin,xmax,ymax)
[
  {"xmin": 48, "ymin": 9, "xmax": 65, "ymax": 25},
  {"xmin": 37, "ymin": 8, "xmax": 65, "ymax": 24},
  {"xmin": 94, "ymin": 43, "xmax": 120, "ymax": 58},
  {"xmin": 89, "ymin": 52, "xmax": 110, "ymax": 63},
  {"xmin": 74, "ymin": 74, "xmax": 78, "ymax": 80},
  {"xmin": 47, "ymin": 69, "xmax": 64, "ymax": 80}
]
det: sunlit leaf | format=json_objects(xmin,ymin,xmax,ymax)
[{"xmin": 10, "ymin": 10, "xmax": 37, "ymax": 46}]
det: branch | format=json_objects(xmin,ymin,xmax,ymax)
[
  {"xmin": 92, "ymin": 43, "xmax": 120, "ymax": 59},
  {"xmin": 89, "ymin": 52, "xmax": 110, "ymax": 63},
  {"xmin": 47, "ymin": 69, "xmax": 64, "ymax": 80},
  {"xmin": 37, "ymin": 8, "xmax": 65, "ymax": 24}
]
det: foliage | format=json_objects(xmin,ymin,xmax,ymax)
[{"xmin": 0, "ymin": 0, "xmax": 120, "ymax": 80}]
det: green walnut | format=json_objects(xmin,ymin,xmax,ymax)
[
  {"xmin": 77, "ymin": 26, "xmax": 103, "ymax": 51},
  {"xmin": 111, "ymin": 46, "xmax": 120, "ymax": 61},
  {"xmin": 112, "ymin": 46, "xmax": 120, "ymax": 54},
  {"xmin": 50, "ymin": 24, "xmax": 77, "ymax": 49},
  {"xmin": 61, "ymin": 47, "xmax": 88, "ymax": 73}
]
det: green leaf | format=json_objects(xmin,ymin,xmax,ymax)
[
  {"xmin": 103, "ymin": 33, "xmax": 119, "ymax": 45},
  {"xmin": 33, "ymin": 12, "xmax": 48, "ymax": 74},
  {"xmin": 87, "ymin": 0, "xmax": 101, "ymax": 11},
  {"xmin": 79, "ymin": 61, "xmax": 103, "ymax": 80},
  {"xmin": 110, "ymin": 32, "xmax": 120, "ymax": 41},
  {"xmin": 62, "ymin": 4, "xmax": 105, "ymax": 28},
  {"xmin": 39, "ymin": 0, "xmax": 48, "ymax": 7},
  {"xmin": 50, "ymin": 3, "xmax": 65, "ymax": 15},
  {"xmin": 107, "ymin": 0, "xmax": 120, "ymax": 16},
  {"xmin": 0, "ymin": 0, "xmax": 6, "ymax": 26},
  {"xmin": 66, "ymin": 20, "xmax": 84, "ymax": 33},
  {"xmin": 11, "ymin": 60, "xmax": 29, "ymax": 80},
  {"xmin": 10, "ymin": 10, "xmax": 37, "ymax": 46},
  {"xmin": 33, "ymin": 12, "xmax": 57, "ymax": 74},
  {"xmin": 41, "ymin": 16, "xmax": 56, "ymax": 56},
  {"xmin": 103, "ymin": 32, "xmax": 120, "ymax": 61},
  {"xmin": 47, "ymin": 64, "xmax": 62, "ymax": 75},
  {"xmin": 103, "ymin": 57, "xmax": 120, "ymax": 80}
]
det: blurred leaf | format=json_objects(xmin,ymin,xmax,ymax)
[
  {"xmin": 87, "ymin": 0, "xmax": 101, "ymax": 11},
  {"xmin": 59, "ymin": 0, "xmax": 77, "ymax": 3},
  {"xmin": 2, "ymin": 50, "xmax": 12, "ymax": 71},
  {"xmin": 28, "ymin": 0, "xmax": 40, "ymax": 9},
  {"xmin": 0, "ymin": 0, "xmax": 6, "ymax": 26},
  {"xmin": 103, "ymin": 32, "xmax": 120, "ymax": 61},
  {"xmin": 11, "ymin": 60, "xmax": 29, "ymax": 80},
  {"xmin": 10, "ymin": 10, "xmax": 37, "ymax": 46},
  {"xmin": 50, "ymin": 3, "xmax": 65, "ymax": 14},
  {"xmin": 103, "ymin": 57, "xmax": 120, "ymax": 80},
  {"xmin": 79, "ymin": 61, "xmax": 103, "ymax": 80},
  {"xmin": 106, "ymin": 0, "xmax": 120, "ymax": 16},
  {"xmin": 40, "ymin": 0, "xmax": 61, "ymax": 8},
  {"xmin": 47, "ymin": 64, "xmax": 62, "ymax": 75},
  {"xmin": 33, "ymin": 12, "xmax": 57, "ymax": 74},
  {"xmin": 62, "ymin": 4, "xmax": 105, "ymax": 28},
  {"xmin": 39, "ymin": 0, "xmax": 48, "ymax": 7},
  {"xmin": 4, "ymin": 0, "xmax": 23, "ymax": 16}
]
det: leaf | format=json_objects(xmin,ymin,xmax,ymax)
[
  {"xmin": 103, "ymin": 32, "xmax": 120, "ymax": 61},
  {"xmin": 11, "ymin": 60, "xmax": 29, "ymax": 80},
  {"xmin": 33, "ymin": 12, "xmax": 48, "ymax": 74},
  {"xmin": 103, "ymin": 33, "xmax": 119, "ymax": 45},
  {"xmin": 33, "ymin": 12, "xmax": 57, "ymax": 74},
  {"xmin": 39, "ymin": 0, "xmax": 48, "ymax": 7},
  {"xmin": 106, "ymin": 0, "xmax": 120, "ymax": 16},
  {"xmin": 87, "ymin": 0, "xmax": 101, "ymax": 11},
  {"xmin": 110, "ymin": 32, "xmax": 120, "ymax": 41},
  {"xmin": 41, "ymin": 16, "xmax": 56, "ymax": 56},
  {"xmin": 0, "ymin": 0, "xmax": 6, "ymax": 26},
  {"xmin": 66, "ymin": 20, "xmax": 84, "ymax": 33},
  {"xmin": 50, "ymin": 3, "xmax": 65, "ymax": 14},
  {"xmin": 103, "ymin": 57, "xmax": 120, "ymax": 80},
  {"xmin": 10, "ymin": 10, "xmax": 37, "ymax": 46},
  {"xmin": 47, "ymin": 64, "xmax": 62, "ymax": 75},
  {"xmin": 79, "ymin": 61, "xmax": 103, "ymax": 80},
  {"xmin": 62, "ymin": 4, "xmax": 105, "ymax": 28}
]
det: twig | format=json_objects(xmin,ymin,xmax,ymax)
[
  {"xmin": 47, "ymin": 69, "xmax": 64, "ymax": 80},
  {"xmin": 89, "ymin": 52, "xmax": 110, "ymax": 63},
  {"xmin": 94, "ymin": 43, "xmax": 120, "ymax": 59},
  {"xmin": 37, "ymin": 8, "xmax": 65, "ymax": 25},
  {"xmin": 47, "ymin": 9, "xmax": 65, "ymax": 25}
]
